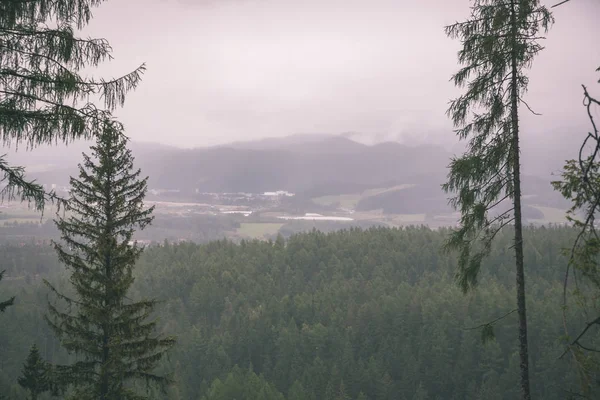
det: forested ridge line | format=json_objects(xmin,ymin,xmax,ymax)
[{"xmin": 0, "ymin": 226, "xmax": 594, "ymax": 399}]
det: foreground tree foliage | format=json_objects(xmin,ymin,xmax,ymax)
[
  {"xmin": 443, "ymin": 1, "xmax": 553, "ymax": 398},
  {"xmin": 1, "ymin": 0, "xmax": 143, "ymax": 313},
  {"xmin": 0, "ymin": 0, "xmax": 144, "ymax": 210},
  {"xmin": 44, "ymin": 122, "xmax": 175, "ymax": 399}
]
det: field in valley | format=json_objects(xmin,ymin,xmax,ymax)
[{"xmin": 236, "ymin": 223, "xmax": 285, "ymax": 239}]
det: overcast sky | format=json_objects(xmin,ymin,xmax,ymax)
[{"xmin": 78, "ymin": 0, "xmax": 599, "ymax": 148}]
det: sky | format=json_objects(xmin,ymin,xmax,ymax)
[{"xmin": 75, "ymin": 0, "xmax": 600, "ymax": 149}]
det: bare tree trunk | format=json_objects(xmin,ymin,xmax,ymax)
[{"xmin": 510, "ymin": 1, "xmax": 531, "ymax": 399}]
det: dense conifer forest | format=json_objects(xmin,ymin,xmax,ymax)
[{"xmin": 0, "ymin": 226, "xmax": 596, "ymax": 399}]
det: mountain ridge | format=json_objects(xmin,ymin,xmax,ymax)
[{"xmin": 3, "ymin": 133, "xmax": 571, "ymax": 213}]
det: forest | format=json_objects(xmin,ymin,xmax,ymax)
[{"xmin": 0, "ymin": 227, "xmax": 597, "ymax": 399}]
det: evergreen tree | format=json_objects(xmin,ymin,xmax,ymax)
[
  {"xmin": 336, "ymin": 379, "xmax": 350, "ymax": 400},
  {"xmin": 411, "ymin": 382, "xmax": 428, "ymax": 400},
  {"xmin": 18, "ymin": 344, "xmax": 51, "ymax": 400},
  {"xmin": 443, "ymin": 1, "xmax": 553, "ymax": 399},
  {"xmin": 0, "ymin": 270, "xmax": 14, "ymax": 312},
  {"xmin": 0, "ymin": 0, "xmax": 144, "ymax": 210},
  {"xmin": 288, "ymin": 380, "xmax": 311, "ymax": 400},
  {"xmin": 44, "ymin": 121, "xmax": 175, "ymax": 399},
  {"xmin": 201, "ymin": 367, "xmax": 285, "ymax": 400}
]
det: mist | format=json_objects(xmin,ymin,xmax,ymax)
[{"xmin": 56, "ymin": 0, "xmax": 595, "ymax": 150}]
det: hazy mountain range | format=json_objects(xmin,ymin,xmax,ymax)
[{"xmin": 4, "ymin": 133, "xmax": 572, "ymax": 213}]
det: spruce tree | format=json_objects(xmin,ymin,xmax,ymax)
[
  {"xmin": 443, "ymin": 1, "xmax": 553, "ymax": 399},
  {"xmin": 356, "ymin": 392, "xmax": 368, "ymax": 400},
  {"xmin": 18, "ymin": 344, "xmax": 51, "ymax": 400},
  {"xmin": 0, "ymin": 0, "xmax": 144, "ymax": 210},
  {"xmin": 44, "ymin": 120, "xmax": 175, "ymax": 400}
]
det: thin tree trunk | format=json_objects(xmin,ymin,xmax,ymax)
[{"xmin": 510, "ymin": 1, "xmax": 531, "ymax": 399}]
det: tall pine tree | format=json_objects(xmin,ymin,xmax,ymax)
[
  {"xmin": 18, "ymin": 344, "xmax": 51, "ymax": 400},
  {"xmin": 0, "ymin": 0, "xmax": 144, "ymax": 210},
  {"xmin": 45, "ymin": 120, "xmax": 175, "ymax": 400},
  {"xmin": 443, "ymin": 1, "xmax": 553, "ymax": 398}
]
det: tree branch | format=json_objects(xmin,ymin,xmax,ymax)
[
  {"xmin": 465, "ymin": 308, "xmax": 518, "ymax": 330},
  {"xmin": 551, "ymin": 0, "xmax": 572, "ymax": 8}
]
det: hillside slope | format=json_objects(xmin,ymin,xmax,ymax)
[{"xmin": 10, "ymin": 134, "xmax": 570, "ymax": 212}]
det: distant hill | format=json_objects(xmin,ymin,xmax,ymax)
[
  {"xmin": 227, "ymin": 134, "xmax": 390, "ymax": 155},
  {"xmin": 6, "ymin": 133, "xmax": 571, "ymax": 213},
  {"xmin": 225, "ymin": 133, "xmax": 335, "ymax": 151},
  {"xmin": 20, "ymin": 134, "xmax": 451, "ymax": 192},
  {"xmin": 354, "ymin": 182, "xmax": 553, "ymax": 219},
  {"xmin": 137, "ymin": 135, "xmax": 454, "ymax": 194}
]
